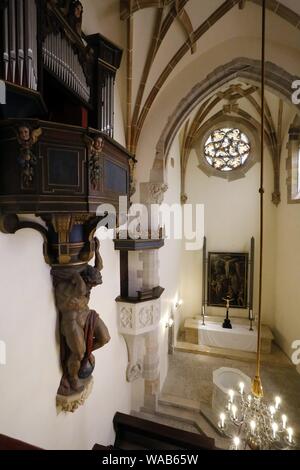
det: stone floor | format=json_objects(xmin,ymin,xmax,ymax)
[{"xmin": 161, "ymin": 348, "xmax": 300, "ymax": 440}]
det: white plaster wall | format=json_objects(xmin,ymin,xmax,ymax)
[
  {"xmin": 0, "ymin": 2, "xmax": 131, "ymax": 450},
  {"xmin": 0, "ymin": 232, "xmax": 131, "ymax": 450},
  {"xmin": 158, "ymin": 137, "xmax": 183, "ymax": 387},
  {"xmin": 274, "ymin": 136, "xmax": 300, "ymax": 360},
  {"xmin": 179, "ymin": 148, "xmax": 277, "ymax": 330}
]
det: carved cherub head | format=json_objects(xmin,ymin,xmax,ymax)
[
  {"xmin": 68, "ymin": 0, "xmax": 83, "ymax": 35},
  {"xmin": 18, "ymin": 125, "xmax": 31, "ymax": 142},
  {"xmin": 16, "ymin": 125, "xmax": 42, "ymax": 147},
  {"xmin": 72, "ymin": 0, "xmax": 83, "ymax": 19},
  {"xmin": 93, "ymin": 136, "xmax": 104, "ymax": 152}
]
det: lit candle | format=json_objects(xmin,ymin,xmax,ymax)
[
  {"xmin": 248, "ymin": 394, "xmax": 252, "ymax": 406},
  {"xmin": 219, "ymin": 413, "xmax": 226, "ymax": 429},
  {"xmin": 250, "ymin": 420, "xmax": 256, "ymax": 435},
  {"xmin": 269, "ymin": 405, "xmax": 276, "ymax": 418},
  {"xmin": 272, "ymin": 422, "xmax": 278, "ymax": 439},
  {"xmin": 282, "ymin": 414, "xmax": 287, "ymax": 430},
  {"xmin": 232, "ymin": 404, "xmax": 237, "ymax": 421},
  {"xmin": 228, "ymin": 389, "xmax": 235, "ymax": 404},
  {"xmin": 275, "ymin": 396, "xmax": 281, "ymax": 410},
  {"xmin": 233, "ymin": 437, "xmax": 240, "ymax": 451},
  {"xmin": 239, "ymin": 382, "xmax": 245, "ymax": 395},
  {"xmin": 249, "ymin": 310, "xmax": 254, "ymax": 320},
  {"xmin": 287, "ymin": 427, "xmax": 294, "ymax": 444}
]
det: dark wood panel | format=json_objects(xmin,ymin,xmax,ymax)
[
  {"xmin": 0, "ymin": 119, "xmax": 131, "ymax": 214},
  {"xmin": 114, "ymin": 239, "xmax": 165, "ymax": 251},
  {"xmin": 120, "ymin": 251, "xmax": 129, "ymax": 298},
  {"xmin": 113, "ymin": 413, "xmax": 216, "ymax": 450},
  {"xmin": 0, "ymin": 434, "xmax": 42, "ymax": 451}
]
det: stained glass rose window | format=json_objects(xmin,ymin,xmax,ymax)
[{"xmin": 204, "ymin": 128, "xmax": 250, "ymax": 172}]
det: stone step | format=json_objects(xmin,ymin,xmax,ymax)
[
  {"xmin": 174, "ymin": 340, "xmax": 289, "ymax": 367},
  {"xmin": 157, "ymin": 395, "xmax": 229, "ymax": 449},
  {"xmin": 158, "ymin": 393, "xmax": 200, "ymax": 411}
]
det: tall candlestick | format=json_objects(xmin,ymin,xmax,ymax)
[
  {"xmin": 249, "ymin": 310, "xmax": 254, "ymax": 331},
  {"xmin": 202, "ymin": 306, "xmax": 205, "ymax": 326}
]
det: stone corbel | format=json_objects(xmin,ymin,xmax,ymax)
[
  {"xmin": 140, "ymin": 182, "xmax": 168, "ymax": 205},
  {"xmin": 123, "ymin": 334, "xmax": 143, "ymax": 382},
  {"xmin": 117, "ymin": 299, "xmax": 161, "ymax": 382}
]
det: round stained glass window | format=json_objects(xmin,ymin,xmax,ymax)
[{"xmin": 204, "ymin": 128, "xmax": 250, "ymax": 172}]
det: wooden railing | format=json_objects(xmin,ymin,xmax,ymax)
[
  {"xmin": 93, "ymin": 412, "xmax": 216, "ymax": 450},
  {"xmin": 0, "ymin": 434, "xmax": 42, "ymax": 450}
]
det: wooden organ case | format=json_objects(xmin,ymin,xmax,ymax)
[
  {"xmin": 0, "ymin": 1, "xmax": 132, "ymax": 410},
  {"xmin": 0, "ymin": 0, "xmax": 130, "ymax": 238}
]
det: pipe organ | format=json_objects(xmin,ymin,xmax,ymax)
[
  {"xmin": 42, "ymin": 33, "xmax": 90, "ymax": 103},
  {"xmin": 0, "ymin": 0, "xmax": 122, "ymax": 135},
  {"xmin": 2, "ymin": 0, "xmax": 38, "ymax": 90}
]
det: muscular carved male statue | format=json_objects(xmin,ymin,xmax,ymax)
[{"xmin": 52, "ymin": 243, "xmax": 110, "ymax": 396}]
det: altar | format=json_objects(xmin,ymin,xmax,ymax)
[
  {"xmin": 199, "ymin": 322, "xmax": 257, "ymax": 352},
  {"xmin": 184, "ymin": 319, "xmax": 274, "ymax": 354}
]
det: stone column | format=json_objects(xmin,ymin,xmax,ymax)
[
  {"xmin": 138, "ymin": 181, "xmax": 167, "ymax": 411},
  {"xmin": 143, "ymin": 329, "xmax": 160, "ymax": 411}
]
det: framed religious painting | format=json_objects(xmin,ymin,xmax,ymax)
[{"xmin": 207, "ymin": 252, "xmax": 249, "ymax": 309}]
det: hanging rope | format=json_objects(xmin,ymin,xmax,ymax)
[{"xmin": 252, "ymin": 0, "xmax": 266, "ymax": 399}]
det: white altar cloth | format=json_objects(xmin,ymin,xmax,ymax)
[{"xmin": 199, "ymin": 322, "xmax": 257, "ymax": 352}]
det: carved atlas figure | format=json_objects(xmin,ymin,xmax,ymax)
[{"xmin": 52, "ymin": 238, "xmax": 110, "ymax": 396}]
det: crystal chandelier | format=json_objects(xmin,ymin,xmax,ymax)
[
  {"xmin": 218, "ymin": 385, "xmax": 295, "ymax": 450},
  {"xmin": 216, "ymin": 0, "xmax": 296, "ymax": 451}
]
